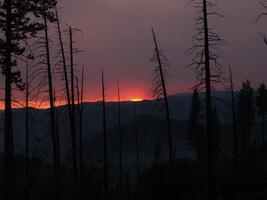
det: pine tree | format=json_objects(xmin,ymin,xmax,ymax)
[
  {"xmin": 212, "ymin": 107, "xmax": 221, "ymax": 160},
  {"xmin": 187, "ymin": 89, "xmax": 205, "ymax": 164},
  {"xmin": 228, "ymin": 66, "xmax": 238, "ymax": 164},
  {"xmin": 0, "ymin": 1, "xmax": 44, "ymax": 198},
  {"xmin": 256, "ymin": 83, "xmax": 267, "ymax": 147},
  {"xmin": 236, "ymin": 80, "xmax": 255, "ymax": 159}
]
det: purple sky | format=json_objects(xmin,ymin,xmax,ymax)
[{"xmin": 60, "ymin": 0, "xmax": 267, "ymax": 101}]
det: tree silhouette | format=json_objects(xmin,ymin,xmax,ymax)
[
  {"xmin": 212, "ymin": 107, "xmax": 221, "ymax": 161},
  {"xmin": 134, "ymin": 102, "xmax": 140, "ymax": 181},
  {"xmin": 150, "ymin": 27, "xmax": 173, "ymax": 162},
  {"xmin": 77, "ymin": 66, "xmax": 84, "ymax": 183},
  {"xmin": 236, "ymin": 80, "xmax": 255, "ymax": 159},
  {"xmin": 25, "ymin": 62, "xmax": 30, "ymax": 200},
  {"xmin": 55, "ymin": 4, "xmax": 76, "ymax": 177},
  {"xmin": 187, "ymin": 0, "xmax": 225, "ymax": 198},
  {"xmin": 69, "ymin": 26, "xmax": 78, "ymax": 182},
  {"xmin": 228, "ymin": 66, "xmax": 238, "ymax": 165},
  {"xmin": 117, "ymin": 80, "xmax": 123, "ymax": 196},
  {"xmin": 256, "ymin": 83, "xmax": 267, "ymax": 147},
  {"xmin": 256, "ymin": 0, "xmax": 267, "ymax": 45},
  {"xmin": 31, "ymin": 0, "xmax": 61, "ymax": 194},
  {"xmin": 0, "ymin": 0, "xmax": 44, "ymax": 198},
  {"xmin": 187, "ymin": 89, "xmax": 205, "ymax": 164},
  {"xmin": 101, "ymin": 70, "xmax": 108, "ymax": 196}
]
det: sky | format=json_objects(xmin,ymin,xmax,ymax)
[
  {"xmin": 58, "ymin": 0, "xmax": 267, "ymax": 102},
  {"xmin": 1, "ymin": 0, "xmax": 267, "ymax": 107}
]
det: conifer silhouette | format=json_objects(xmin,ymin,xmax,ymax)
[{"xmin": 256, "ymin": 83, "xmax": 267, "ymax": 147}]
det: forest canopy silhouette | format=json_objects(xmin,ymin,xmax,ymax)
[{"xmin": 0, "ymin": 0, "xmax": 267, "ymax": 200}]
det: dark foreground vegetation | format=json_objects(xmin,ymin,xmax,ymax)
[{"xmin": 1, "ymin": 0, "xmax": 267, "ymax": 199}]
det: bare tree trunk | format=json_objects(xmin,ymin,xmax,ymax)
[
  {"xmin": 151, "ymin": 28, "xmax": 173, "ymax": 162},
  {"xmin": 117, "ymin": 80, "xmax": 123, "ymax": 196},
  {"xmin": 101, "ymin": 70, "xmax": 108, "ymax": 196},
  {"xmin": 69, "ymin": 26, "xmax": 78, "ymax": 181},
  {"xmin": 134, "ymin": 102, "xmax": 140, "ymax": 180},
  {"xmin": 229, "ymin": 66, "xmax": 238, "ymax": 166},
  {"xmin": 202, "ymin": 0, "xmax": 214, "ymax": 199},
  {"xmin": 43, "ymin": 11, "xmax": 61, "ymax": 187},
  {"xmin": 55, "ymin": 5, "xmax": 76, "ymax": 174},
  {"xmin": 25, "ymin": 63, "xmax": 30, "ymax": 200},
  {"xmin": 4, "ymin": 0, "xmax": 14, "ymax": 199},
  {"xmin": 77, "ymin": 67, "xmax": 84, "ymax": 183}
]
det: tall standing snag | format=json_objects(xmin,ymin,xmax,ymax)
[
  {"xmin": 54, "ymin": 4, "xmax": 77, "ymax": 176},
  {"xmin": 117, "ymin": 80, "xmax": 123, "ymax": 195},
  {"xmin": 69, "ymin": 26, "xmax": 78, "ymax": 181},
  {"xmin": 25, "ymin": 62, "xmax": 30, "ymax": 199},
  {"xmin": 42, "ymin": 3, "xmax": 61, "ymax": 185},
  {"xmin": 134, "ymin": 102, "xmax": 140, "ymax": 180},
  {"xmin": 187, "ymin": 0, "xmax": 225, "ymax": 199},
  {"xmin": 150, "ymin": 27, "xmax": 173, "ymax": 162},
  {"xmin": 77, "ymin": 66, "xmax": 84, "ymax": 181},
  {"xmin": 101, "ymin": 70, "xmax": 108, "ymax": 196}
]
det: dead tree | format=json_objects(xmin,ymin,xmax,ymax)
[
  {"xmin": 77, "ymin": 66, "xmax": 84, "ymax": 182},
  {"xmin": 69, "ymin": 26, "xmax": 78, "ymax": 181},
  {"xmin": 101, "ymin": 70, "xmax": 108, "ymax": 196},
  {"xmin": 117, "ymin": 80, "xmax": 123, "ymax": 195},
  {"xmin": 187, "ymin": 0, "xmax": 225, "ymax": 199},
  {"xmin": 43, "ymin": 7, "xmax": 61, "ymax": 185},
  {"xmin": 134, "ymin": 102, "xmax": 140, "ymax": 180},
  {"xmin": 25, "ymin": 62, "xmax": 30, "ymax": 199},
  {"xmin": 55, "ymin": 4, "xmax": 77, "ymax": 177},
  {"xmin": 150, "ymin": 27, "xmax": 173, "ymax": 162},
  {"xmin": 256, "ymin": 0, "xmax": 267, "ymax": 44}
]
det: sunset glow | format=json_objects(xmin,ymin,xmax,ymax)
[{"xmin": 129, "ymin": 98, "xmax": 144, "ymax": 102}]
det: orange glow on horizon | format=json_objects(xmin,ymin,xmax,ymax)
[
  {"xmin": 129, "ymin": 98, "xmax": 144, "ymax": 102},
  {"xmin": 0, "ymin": 96, "xmax": 148, "ymax": 110}
]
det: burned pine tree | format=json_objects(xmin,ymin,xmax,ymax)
[
  {"xmin": 69, "ymin": 26, "xmax": 79, "ymax": 182},
  {"xmin": 25, "ymin": 62, "xmax": 30, "ymax": 199},
  {"xmin": 150, "ymin": 27, "xmax": 174, "ymax": 162},
  {"xmin": 117, "ymin": 80, "xmax": 123, "ymax": 195},
  {"xmin": 30, "ymin": 0, "xmax": 61, "ymax": 189},
  {"xmin": 134, "ymin": 102, "xmax": 140, "ymax": 181},
  {"xmin": 187, "ymin": 0, "xmax": 225, "ymax": 199},
  {"xmin": 256, "ymin": 0, "xmax": 267, "ymax": 45},
  {"xmin": 43, "ymin": 2, "xmax": 61, "ymax": 185},
  {"xmin": 54, "ymin": 3, "xmax": 77, "ymax": 175},
  {"xmin": 76, "ymin": 66, "xmax": 85, "ymax": 182},
  {"xmin": 101, "ymin": 70, "xmax": 108, "ymax": 196}
]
